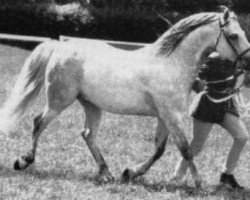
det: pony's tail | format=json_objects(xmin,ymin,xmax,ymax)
[{"xmin": 0, "ymin": 40, "xmax": 58, "ymax": 133}]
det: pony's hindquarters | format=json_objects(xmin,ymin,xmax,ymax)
[
  {"xmin": 0, "ymin": 40, "xmax": 58, "ymax": 133},
  {"xmin": 14, "ymin": 43, "xmax": 85, "ymax": 171}
]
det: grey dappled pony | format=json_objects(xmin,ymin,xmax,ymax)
[{"xmin": 1, "ymin": 7, "xmax": 250, "ymax": 188}]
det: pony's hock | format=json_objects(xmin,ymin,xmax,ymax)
[
  {"xmin": 81, "ymin": 128, "xmax": 90, "ymax": 138},
  {"xmin": 1, "ymin": 7, "xmax": 250, "ymax": 188}
]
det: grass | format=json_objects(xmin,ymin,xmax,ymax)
[{"xmin": 0, "ymin": 44, "xmax": 250, "ymax": 199}]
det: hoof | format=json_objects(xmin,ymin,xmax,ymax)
[
  {"xmin": 195, "ymin": 179, "xmax": 202, "ymax": 189},
  {"xmin": 13, "ymin": 156, "xmax": 33, "ymax": 171},
  {"xmin": 97, "ymin": 174, "xmax": 114, "ymax": 185},
  {"xmin": 121, "ymin": 168, "xmax": 134, "ymax": 183},
  {"xmin": 14, "ymin": 159, "xmax": 22, "ymax": 170}
]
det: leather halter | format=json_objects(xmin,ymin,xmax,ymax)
[
  {"xmin": 204, "ymin": 17, "xmax": 250, "ymax": 103},
  {"xmin": 214, "ymin": 17, "xmax": 250, "ymax": 73}
]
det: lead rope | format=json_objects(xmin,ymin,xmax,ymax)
[
  {"xmin": 205, "ymin": 79, "xmax": 250, "ymax": 118},
  {"xmin": 205, "ymin": 91, "xmax": 238, "ymax": 103},
  {"xmin": 198, "ymin": 90, "xmax": 250, "ymax": 119}
]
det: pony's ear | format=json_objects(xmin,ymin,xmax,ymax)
[
  {"xmin": 218, "ymin": 5, "xmax": 230, "ymax": 23},
  {"xmin": 219, "ymin": 5, "xmax": 229, "ymax": 12},
  {"xmin": 223, "ymin": 8, "xmax": 230, "ymax": 22}
]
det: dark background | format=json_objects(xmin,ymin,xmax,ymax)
[{"xmin": 0, "ymin": 0, "xmax": 250, "ymax": 43}]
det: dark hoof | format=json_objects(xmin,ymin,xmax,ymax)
[
  {"xmin": 97, "ymin": 174, "xmax": 114, "ymax": 185},
  {"xmin": 195, "ymin": 180, "xmax": 202, "ymax": 189},
  {"xmin": 13, "ymin": 156, "xmax": 34, "ymax": 171},
  {"xmin": 14, "ymin": 160, "xmax": 21, "ymax": 170},
  {"xmin": 121, "ymin": 168, "xmax": 134, "ymax": 183}
]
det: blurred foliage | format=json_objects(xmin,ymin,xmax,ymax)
[
  {"xmin": 89, "ymin": 0, "xmax": 235, "ymax": 11},
  {"xmin": 233, "ymin": 0, "xmax": 250, "ymax": 12},
  {"xmin": 0, "ymin": 0, "xmax": 249, "ymax": 42},
  {"xmin": 0, "ymin": 1, "xmax": 93, "ymax": 39}
]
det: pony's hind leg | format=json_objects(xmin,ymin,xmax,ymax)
[
  {"xmin": 14, "ymin": 108, "xmax": 59, "ymax": 170},
  {"xmin": 14, "ymin": 71, "xmax": 78, "ymax": 170},
  {"xmin": 121, "ymin": 117, "xmax": 170, "ymax": 182},
  {"xmin": 79, "ymin": 100, "xmax": 114, "ymax": 184}
]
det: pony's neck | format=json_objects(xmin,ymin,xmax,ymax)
[
  {"xmin": 167, "ymin": 20, "xmax": 220, "ymax": 79},
  {"xmin": 149, "ymin": 18, "xmax": 222, "ymax": 94},
  {"xmin": 178, "ymin": 22, "xmax": 219, "ymax": 65}
]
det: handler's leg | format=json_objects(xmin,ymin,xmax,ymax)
[
  {"xmin": 219, "ymin": 113, "xmax": 249, "ymax": 189},
  {"xmin": 173, "ymin": 118, "xmax": 213, "ymax": 181}
]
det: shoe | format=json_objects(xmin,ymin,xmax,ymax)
[{"xmin": 220, "ymin": 173, "xmax": 244, "ymax": 189}]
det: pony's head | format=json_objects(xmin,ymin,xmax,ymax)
[
  {"xmin": 211, "ymin": 6, "xmax": 250, "ymax": 87},
  {"xmin": 215, "ymin": 7, "xmax": 250, "ymax": 62}
]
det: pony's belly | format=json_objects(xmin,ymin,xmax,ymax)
[{"xmin": 84, "ymin": 89, "xmax": 157, "ymax": 116}]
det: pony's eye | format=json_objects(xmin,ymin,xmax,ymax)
[{"xmin": 228, "ymin": 33, "xmax": 239, "ymax": 40}]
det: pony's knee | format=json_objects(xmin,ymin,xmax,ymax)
[
  {"xmin": 173, "ymin": 133, "xmax": 193, "ymax": 161},
  {"xmin": 180, "ymin": 144, "xmax": 193, "ymax": 161}
]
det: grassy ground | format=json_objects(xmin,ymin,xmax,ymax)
[{"xmin": 0, "ymin": 44, "xmax": 250, "ymax": 199}]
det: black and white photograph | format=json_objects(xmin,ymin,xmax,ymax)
[{"xmin": 0, "ymin": 0, "xmax": 249, "ymax": 199}]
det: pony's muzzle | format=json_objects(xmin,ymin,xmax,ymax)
[{"xmin": 239, "ymin": 48, "xmax": 250, "ymax": 67}]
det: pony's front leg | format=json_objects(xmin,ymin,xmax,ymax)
[
  {"xmin": 79, "ymin": 101, "xmax": 114, "ymax": 184},
  {"xmin": 121, "ymin": 117, "xmax": 170, "ymax": 182},
  {"xmin": 162, "ymin": 112, "xmax": 202, "ymax": 188}
]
